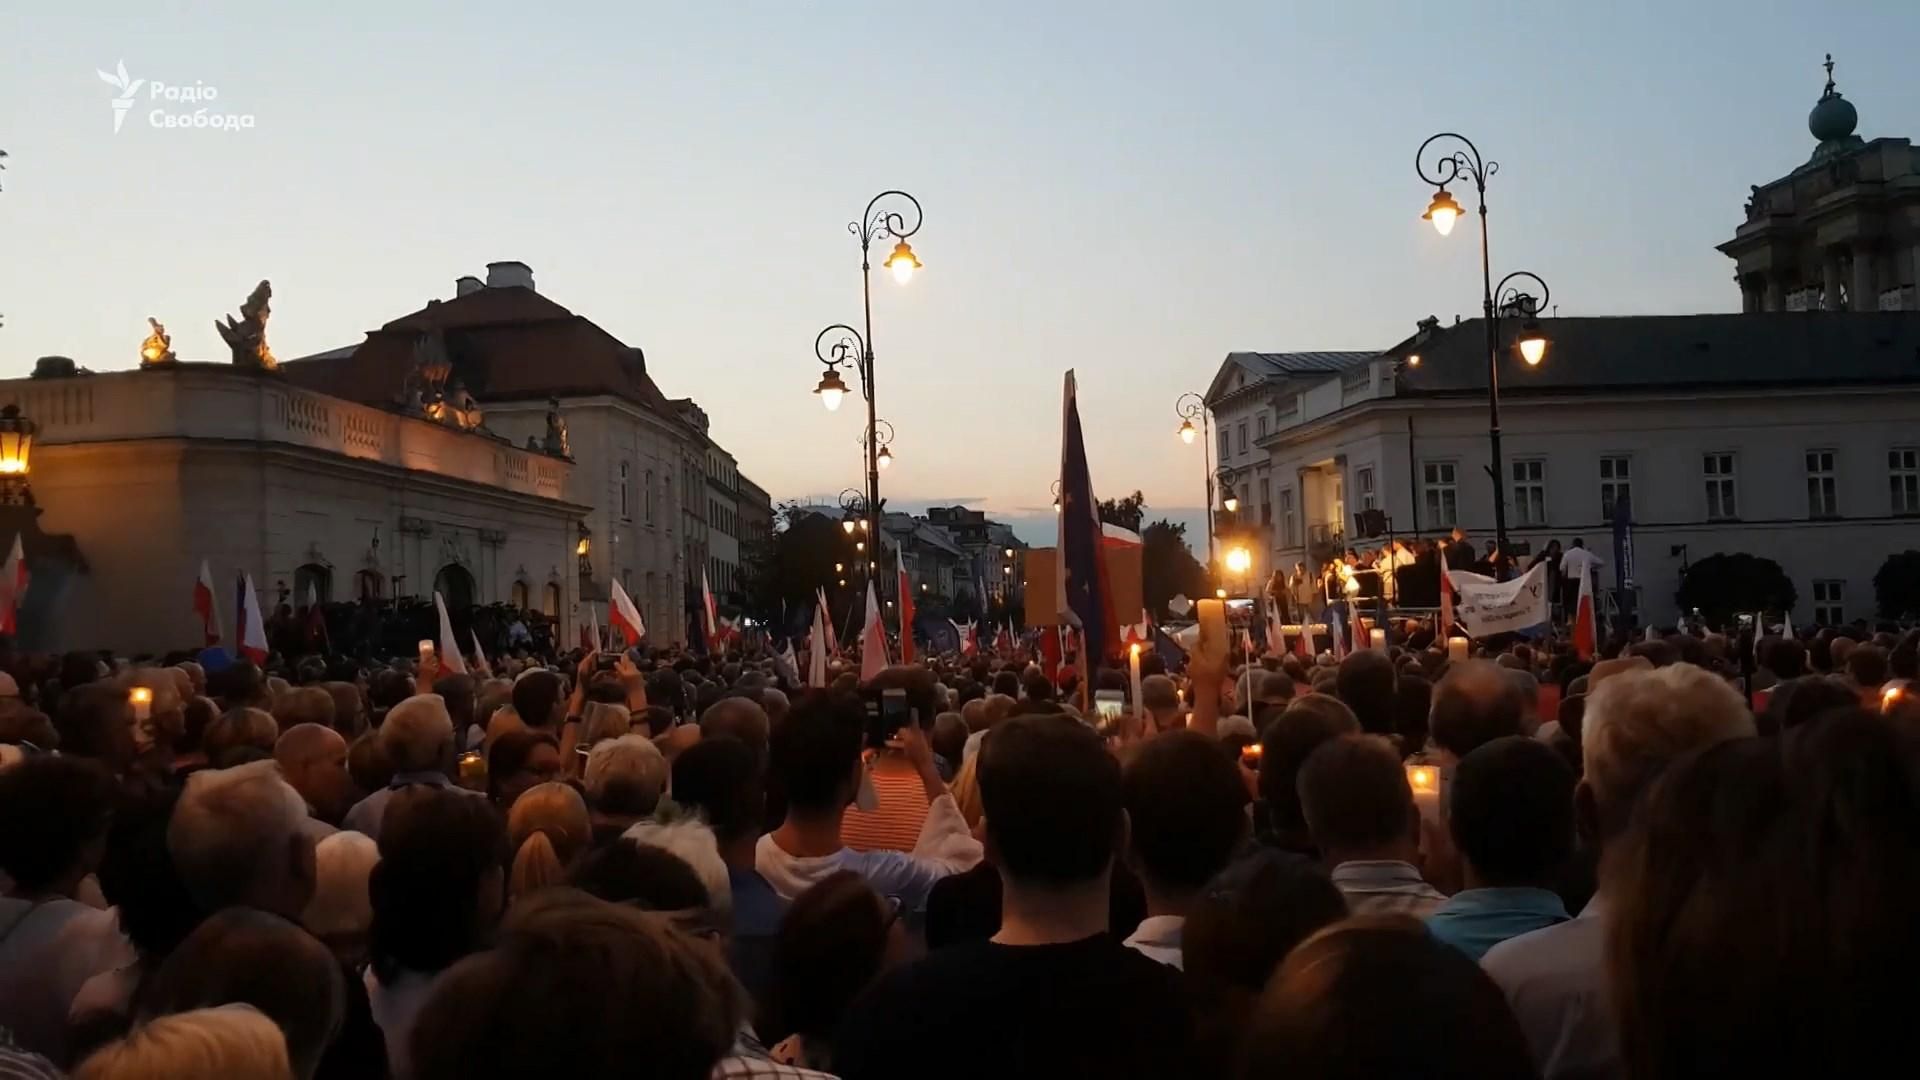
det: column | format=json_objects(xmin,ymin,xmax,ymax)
[
  {"xmin": 1852, "ymin": 244, "xmax": 1877, "ymax": 311},
  {"xmin": 1738, "ymin": 272, "xmax": 1756, "ymax": 312},
  {"xmin": 1823, "ymin": 249, "xmax": 1845, "ymax": 311},
  {"xmin": 1764, "ymin": 272, "xmax": 1786, "ymax": 312}
]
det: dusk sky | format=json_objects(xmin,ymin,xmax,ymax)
[{"xmin": 3, "ymin": 2, "xmax": 1915, "ymax": 545}]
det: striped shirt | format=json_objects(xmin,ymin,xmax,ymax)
[
  {"xmin": 840, "ymin": 754, "xmax": 930, "ymax": 853},
  {"xmin": 1329, "ymin": 860, "xmax": 1450, "ymax": 918}
]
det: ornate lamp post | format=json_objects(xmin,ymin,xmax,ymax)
[
  {"xmin": 811, "ymin": 191, "xmax": 923, "ymax": 553},
  {"xmin": 1175, "ymin": 392, "xmax": 1219, "ymax": 570},
  {"xmin": 0, "ymin": 405, "xmax": 36, "ymax": 506},
  {"xmin": 1417, "ymin": 134, "xmax": 1554, "ymax": 555}
]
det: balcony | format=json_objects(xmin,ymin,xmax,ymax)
[{"xmin": 1306, "ymin": 523, "xmax": 1345, "ymax": 565}]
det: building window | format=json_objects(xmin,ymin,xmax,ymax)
[
  {"xmin": 1356, "ymin": 466, "xmax": 1377, "ymax": 512},
  {"xmin": 543, "ymin": 583, "xmax": 560, "ymax": 618},
  {"xmin": 1600, "ymin": 456, "xmax": 1631, "ymax": 520},
  {"xmin": 618, "ymin": 462, "xmax": 631, "ymax": 520},
  {"xmin": 1805, "ymin": 450, "xmax": 1838, "ymax": 519},
  {"xmin": 1258, "ymin": 478, "xmax": 1272, "ymax": 526},
  {"xmin": 1423, "ymin": 462, "xmax": 1458, "ymax": 528},
  {"xmin": 1218, "ymin": 428, "xmax": 1229, "ymax": 460},
  {"xmin": 1236, "ymin": 422, "xmax": 1248, "ymax": 454},
  {"xmin": 1256, "ymin": 414, "xmax": 1269, "ymax": 440},
  {"xmin": 1891, "ymin": 448, "xmax": 1919, "ymax": 515},
  {"xmin": 355, "ymin": 570, "xmax": 384, "ymax": 600},
  {"xmin": 1279, "ymin": 488, "xmax": 1296, "ymax": 548},
  {"xmin": 510, "ymin": 581, "xmax": 529, "ymax": 611},
  {"xmin": 1704, "ymin": 453, "xmax": 1738, "ymax": 520},
  {"xmin": 1812, "ymin": 579, "xmax": 1844, "ymax": 625},
  {"xmin": 643, "ymin": 470, "xmax": 655, "ymax": 524},
  {"xmin": 1512, "ymin": 459, "xmax": 1546, "ymax": 526}
]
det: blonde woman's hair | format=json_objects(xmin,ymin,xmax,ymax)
[
  {"xmin": 580, "ymin": 701, "xmax": 634, "ymax": 747},
  {"xmin": 75, "ymin": 1004, "xmax": 294, "ymax": 1080},
  {"xmin": 950, "ymin": 750, "xmax": 984, "ymax": 828},
  {"xmin": 507, "ymin": 781, "xmax": 590, "ymax": 899}
]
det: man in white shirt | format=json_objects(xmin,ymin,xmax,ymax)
[
  {"xmin": 1298, "ymin": 734, "xmax": 1448, "ymax": 917},
  {"xmin": 1558, "ymin": 539, "xmax": 1604, "ymax": 588},
  {"xmin": 1482, "ymin": 664, "xmax": 1753, "ymax": 1079},
  {"xmin": 1119, "ymin": 730, "xmax": 1250, "ymax": 967}
]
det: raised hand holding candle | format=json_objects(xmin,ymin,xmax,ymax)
[{"xmin": 1448, "ymin": 636, "xmax": 1469, "ymax": 662}]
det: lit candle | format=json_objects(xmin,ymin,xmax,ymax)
[
  {"xmin": 129, "ymin": 686, "xmax": 152, "ymax": 724},
  {"xmin": 1129, "ymin": 643, "xmax": 1144, "ymax": 721},
  {"xmin": 1448, "ymin": 636, "xmax": 1469, "ymax": 662},
  {"xmin": 1370, "ymin": 628, "xmax": 1387, "ymax": 651},
  {"xmin": 418, "ymin": 639, "xmax": 434, "ymax": 662},
  {"xmin": 1407, "ymin": 763, "xmax": 1441, "ymax": 821}
]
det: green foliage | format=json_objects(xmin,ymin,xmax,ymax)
[
  {"xmin": 1675, "ymin": 552, "xmax": 1797, "ymax": 626},
  {"xmin": 1874, "ymin": 550, "xmax": 1920, "ymax": 619},
  {"xmin": 1098, "ymin": 491, "xmax": 1146, "ymax": 533},
  {"xmin": 1142, "ymin": 518, "xmax": 1207, "ymax": 619}
]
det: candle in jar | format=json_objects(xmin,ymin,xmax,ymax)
[
  {"xmin": 1129, "ymin": 643, "xmax": 1144, "ymax": 720},
  {"xmin": 1370, "ymin": 628, "xmax": 1387, "ymax": 651},
  {"xmin": 1448, "ymin": 636, "xmax": 1470, "ymax": 661},
  {"xmin": 1406, "ymin": 762, "xmax": 1441, "ymax": 820},
  {"xmin": 129, "ymin": 686, "xmax": 153, "ymax": 723}
]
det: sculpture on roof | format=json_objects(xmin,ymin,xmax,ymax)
[
  {"xmin": 214, "ymin": 280, "xmax": 276, "ymax": 370},
  {"xmin": 543, "ymin": 397, "xmax": 571, "ymax": 458},
  {"xmin": 401, "ymin": 330, "xmax": 484, "ymax": 432},
  {"xmin": 139, "ymin": 318, "xmax": 176, "ymax": 367}
]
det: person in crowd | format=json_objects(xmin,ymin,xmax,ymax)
[
  {"xmin": 430, "ymin": 675, "xmax": 477, "ymax": 741},
  {"xmin": 1425, "ymin": 736, "xmax": 1575, "ymax": 960},
  {"xmin": 1429, "ymin": 659, "xmax": 1528, "ymax": 762},
  {"xmin": 365, "ymin": 786, "xmax": 506, "ymax": 1079},
  {"xmin": 567, "ymin": 838, "xmax": 710, "ymax": 912},
  {"xmin": 406, "ymin": 889, "xmax": 740, "ymax": 1080},
  {"xmin": 930, "ymin": 712, "xmax": 967, "ymax": 778},
  {"xmin": 134, "ymin": 907, "xmax": 345, "ymax": 1080},
  {"xmin": 508, "ymin": 669, "xmax": 566, "ymax": 734},
  {"xmin": 0, "ymin": 756, "xmax": 133, "ymax": 1062},
  {"xmin": 1297, "ymin": 734, "xmax": 1447, "ymax": 916},
  {"xmin": 1182, "ymin": 857, "xmax": 1348, "ymax": 1080},
  {"xmin": 756, "ymin": 691, "xmax": 979, "ymax": 911},
  {"xmin": 73, "ymin": 1004, "xmax": 295, "ymax": 1080},
  {"xmin": 203, "ymin": 708, "xmax": 279, "ymax": 770},
  {"xmin": 671, "ymin": 736, "xmax": 787, "ymax": 1008},
  {"xmin": 54, "ymin": 685, "xmax": 137, "ymax": 779},
  {"xmin": 1845, "ymin": 643, "xmax": 1889, "ymax": 692},
  {"xmin": 483, "ymin": 730, "xmax": 561, "ymax": 811},
  {"xmin": 505, "ymin": 781, "xmax": 591, "ymax": 901},
  {"xmin": 581, "ymin": 734, "xmax": 667, "ymax": 846},
  {"xmin": 1247, "ymin": 694, "xmax": 1359, "ymax": 857},
  {"xmin": 1763, "ymin": 673, "xmax": 1860, "ymax": 733},
  {"xmin": 168, "ymin": 761, "xmax": 316, "ymax": 922},
  {"xmin": 766, "ymin": 871, "xmax": 909, "ymax": 1072},
  {"xmin": 1334, "ymin": 650, "xmax": 1398, "ymax": 737},
  {"xmin": 833, "ymin": 713, "xmax": 1193, "ymax": 1079},
  {"xmin": 1609, "ymin": 715, "xmax": 1919, "ymax": 1078},
  {"xmin": 699, "ymin": 695, "xmax": 771, "ymax": 759},
  {"xmin": 321, "ymin": 683, "xmax": 366, "ymax": 741},
  {"xmin": 271, "ymin": 689, "xmax": 335, "ymax": 737},
  {"xmin": 1119, "ymin": 731, "xmax": 1249, "ymax": 968},
  {"xmin": 273, "ymin": 725, "xmax": 351, "ymax": 838},
  {"xmin": 1139, "ymin": 674, "xmax": 1184, "ymax": 734},
  {"xmin": 840, "ymin": 667, "xmax": 947, "ymax": 852},
  {"xmin": 342, "ymin": 694, "xmax": 484, "ymax": 840},
  {"xmin": 1241, "ymin": 916, "xmax": 1538, "ymax": 1079},
  {"xmin": 1483, "ymin": 661, "xmax": 1752, "ymax": 1080},
  {"xmin": 622, "ymin": 818, "xmax": 732, "ymax": 927},
  {"xmin": 301, "ymin": 831, "xmax": 379, "ymax": 972}
]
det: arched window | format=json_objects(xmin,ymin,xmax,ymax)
[
  {"xmin": 294, "ymin": 563, "xmax": 332, "ymax": 606},
  {"xmin": 644, "ymin": 470, "xmax": 655, "ymax": 525},
  {"xmin": 543, "ymin": 582, "xmax": 561, "ymax": 618},
  {"xmin": 434, "ymin": 563, "xmax": 476, "ymax": 610},
  {"xmin": 618, "ymin": 462, "xmax": 631, "ymax": 520},
  {"xmin": 355, "ymin": 569, "xmax": 384, "ymax": 600},
  {"xmin": 511, "ymin": 580, "xmax": 530, "ymax": 611}
]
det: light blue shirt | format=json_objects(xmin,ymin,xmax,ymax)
[
  {"xmin": 1426, "ymin": 886, "xmax": 1569, "ymax": 961},
  {"xmin": 341, "ymin": 771, "xmax": 485, "ymax": 842}
]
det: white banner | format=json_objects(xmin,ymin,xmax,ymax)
[{"xmin": 1447, "ymin": 562, "xmax": 1550, "ymax": 638}]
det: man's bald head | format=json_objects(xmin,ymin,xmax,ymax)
[
  {"xmin": 274, "ymin": 722, "xmax": 347, "ymax": 771},
  {"xmin": 1429, "ymin": 659, "xmax": 1526, "ymax": 759},
  {"xmin": 699, "ymin": 695, "xmax": 770, "ymax": 756}
]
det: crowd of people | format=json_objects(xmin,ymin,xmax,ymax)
[
  {"xmin": 0, "ymin": 610, "xmax": 1915, "ymax": 1079},
  {"xmin": 1270, "ymin": 528, "xmax": 1607, "ymax": 617}
]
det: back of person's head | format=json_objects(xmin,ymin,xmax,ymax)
[
  {"xmin": 930, "ymin": 710, "xmax": 968, "ymax": 768},
  {"xmin": 1242, "ymin": 916, "xmax": 1537, "ymax": 1079},
  {"xmin": 698, "ymin": 695, "xmax": 770, "ymax": 756},
  {"xmin": 670, "ymin": 735, "xmax": 762, "ymax": 847},
  {"xmin": 978, "ymin": 712, "xmax": 1122, "ymax": 888},
  {"xmin": 991, "ymin": 670, "xmax": 1021, "ymax": 698},
  {"xmin": 1334, "ymin": 650, "xmax": 1398, "ymax": 735},
  {"xmin": 578, "ymin": 701, "xmax": 632, "ymax": 748},
  {"xmin": 1608, "ymin": 715, "xmax": 1920, "ymax": 1079},
  {"xmin": 1296, "ymin": 734, "xmax": 1415, "ymax": 860},
  {"xmin": 320, "ymin": 682, "xmax": 365, "ymax": 739},
  {"xmin": 74, "ymin": 1004, "xmax": 294, "ymax": 1080},
  {"xmin": 1141, "ymin": 674, "xmax": 1180, "ymax": 717},
  {"xmin": 168, "ymin": 761, "xmax": 314, "ymax": 918},
  {"xmin": 378, "ymin": 694, "xmax": 453, "ymax": 774},
  {"xmin": 1392, "ymin": 672, "xmax": 1433, "ymax": 755},
  {"xmin": 1769, "ymin": 674, "xmax": 1862, "ymax": 732},
  {"xmin": 622, "ymin": 817, "xmax": 730, "ymax": 918},
  {"xmin": 1429, "ymin": 659, "xmax": 1527, "ymax": 758},
  {"xmin": 1583, "ymin": 665, "xmax": 1754, "ymax": 839},
  {"xmin": 270, "ymin": 688, "xmax": 334, "ymax": 736},
  {"xmin": 1123, "ymin": 730, "xmax": 1249, "ymax": 895},
  {"xmin": 0, "ymin": 753, "xmax": 115, "ymax": 914},
  {"xmin": 1448, "ymin": 736, "xmax": 1574, "ymax": 887},
  {"xmin": 568, "ymin": 838, "xmax": 710, "ymax": 910},
  {"xmin": 1767, "ymin": 637, "xmax": 1808, "ymax": 679},
  {"xmin": 1258, "ymin": 694, "xmax": 1361, "ymax": 839},
  {"xmin": 768, "ymin": 691, "xmax": 863, "ymax": 816},
  {"xmin": 509, "ymin": 669, "xmax": 564, "ymax": 730},
  {"xmin": 301, "ymin": 830, "xmax": 378, "ymax": 965},
  {"xmin": 137, "ymin": 907, "xmax": 344, "ymax": 1080},
  {"xmin": 507, "ymin": 781, "xmax": 591, "ymax": 899},
  {"xmin": 771, "ymin": 870, "xmax": 901, "ymax": 1043},
  {"xmin": 407, "ymin": 889, "xmax": 740, "ymax": 1080},
  {"xmin": 203, "ymin": 707, "xmax": 278, "ymax": 769},
  {"xmin": 97, "ymin": 784, "xmax": 200, "ymax": 962},
  {"xmin": 583, "ymin": 734, "xmax": 666, "ymax": 818},
  {"xmin": 365, "ymin": 669, "xmax": 414, "ymax": 720},
  {"xmin": 1846, "ymin": 644, "xmax": 1889, "ymax": 689},
  {"xmin": 431, "ymin": 674, "xmax": 477, "ymax": 731},
  {"xmin": 368, "ymin": 786, "xmax": 507, "ymax": 981},
  {"xmin": 345, "ymin": 732, "xmax": 392, "ymax": 796}
]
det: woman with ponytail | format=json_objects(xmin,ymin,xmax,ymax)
[{"xmin": 506, "ymin": 783, "xmax": 591, "ymax": 902}]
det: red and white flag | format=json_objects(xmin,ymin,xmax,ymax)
[
  {"xmin": 816, "ymin": 587, "xmax": 838, "ymax": 653},
  {"xmin": 193, "ymin": 559, "xmax": 220, "ymax": 646},
  {"xmin": 859, "ymin": 581, "xmax": 888, "ymax": 682},
  {"xmin": 1438, "ymin": 571, "xmax": 1456, "ymax": 640},
  {"xmin": 1572, "ymin": 564, "xmax": 1598, "ymax": 662},
  {"xmin": 580, "ymin": 601, "xmax": 604, "ymax": 653},
  {"xmin": 808, "ymin": 603, "xmax": 828, "ymax": 688},
  {"xmin": 470, "ymin": 629, "xmax": 490, "ymax": 673},
  {"xmin": 701, "ymin": 569, "xmax": 719, "ymax": 646},
  {"xmin": 434, "ymin": 591, "xmax": 468, "ymax": 674},
  {"xmin": 0, "ymin": 537, "xmax": 25, "ymax": 636},
  {"xmin": 609, "ymin": 578, "xmax": 647, "ymax": 648},
  {"xmin": 1293, "ymin": 620, "xmax": 1312, "ymax": 659},
  {"xmin": 237, "ymin": 573, "xmax": 269, "ymax": 664}
]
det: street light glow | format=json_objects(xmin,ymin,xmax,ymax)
[
  {"xmin": 842, "ymin": 520, "xmax": 856, "ymax": 535},
  {"xmin": 1178, "ymin": 419, "xmax": 1196, "ymax": 444},
  {"xmin": 876, "ymin": 445, "xmax": 893, "ymax": 469},
  {"xmin": 1517, "ymin": 320, "xmax": 1548, "ymax": 366},
  {"xmin": 884, "ymin": 240, "xmax": 922, "ymax": 285},
  {"xmin": 814, "ymin": 367, "xmax": 850, "ymax": 411},
  {"xmin": 1424, "ymin": 187, "xmax": 1464, "ymax": 236},
  {"xmin": 1226, "ymin": 546, "xmax": 1252, "ymax": 574}
]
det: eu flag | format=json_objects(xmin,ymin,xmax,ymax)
[{"xmin": 1056, "ymin": 371, "xmax": 1116, "ymax": 664}]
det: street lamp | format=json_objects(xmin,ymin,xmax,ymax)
[
  {"xmin": 813, "ymin": 190, "xmax": 924, "ymax": 555},
  {"xmin": 862, "ymin": 419, "xmax": 896, "ymax": 471},
  {"xmin": 0, "ymin": 405, "xmax": 35, "ymax": 506},
  {"xmin": 1417, "ymin": 132, "xmax": 1556, "ymax": 555},
  {"xmin": 1219, "ymin": 471, "xmax": 1239, "ymax": 515},
  {"xmin": 1176, "ymin": 393, "xmax": 1219, "ymax": 571},
  {"xmin": 1225, "ymin": 545, "xmax": 1252, "ymax": 575},
  {"xmin": 1050, "ymin": 480, "xmax": 1062, "ymax": 512}
]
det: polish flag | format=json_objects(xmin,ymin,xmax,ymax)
[
  {"xmin": 897, "ymin": 567, "xmax": 916, "ymax": 664},
  {"xmin": 193, "ymin": 560, "xmax": 221, "ymax": 646},
  {"xmin": 581, "ymin": 602, "xmax": 604, "ymax": 653},
  {"xmin": 950, "ymin": 618, "xmax": 975, "ymax": 656},
  {"xmin": 859, "ymin": 581, "xmax": 888, "ymax": 682},
  {"xmin": 808, "ymin": 603, "xmax": 828, "ymax": 688},
  {"xmin": 1329, "ymin": 604, "xmax": 1347, "ymax": 661},
  {"xmin": 1438, "ymin": 572, "xmax": 1455, "ymax": 640},
  {"xmin": 609, "ymin": 578, "xmax": 647, "ymax": 648},
  {"xmin": 237, "ymin": 573, "xmax": 269, "ymax": 664},
  {"xmin": 701, "ymin": 570, "xmax": 719, "ymax": 646},
  {"xmin": 434, "ymin": 591, "xmax": 467, "ymax": 674},
  {"xmin": 470, "ymin": 629, "xmax": 490, "ymax": 674},
  {"xmin": 817, "ymin": 587, "xmax": 838, "ymax": 653},
  {"xmin": 0, "ymin": 537, "xmax": 25, "ymax": 636},
  {"xmin": 1572, "ymin": 566, "xmax": 1598, "ymax": 662},
  {"xmin": 1293, "ymin": 621, "xmax": 1312, "ymax": 660}
]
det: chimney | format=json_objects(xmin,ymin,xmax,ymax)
[
  {"xmin": 484, "ymin": 261, "xmax": 535, "ymax": 291},
  {"xmin": 455, "ymin": 275, "xmax": 483, "ymax": 297}
]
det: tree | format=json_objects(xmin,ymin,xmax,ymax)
[
  {"xmin": 741, "ymin": 503, "xmax": 858, "ymax": 636},
  {"xmin": 1142, "ymin": 518, "xmax": 1207, "ymax": 619},
  {"xmin": 1675, "ymin": 552, "xmax": 1797, "ymax": 626},
  {"xmin": 1874, "ymin": 550, "xmax": 1920, "ymax": 619},
  {"xmin": 1098, "ymin": 491, "xmax": 1145, "ymax": 533}
]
